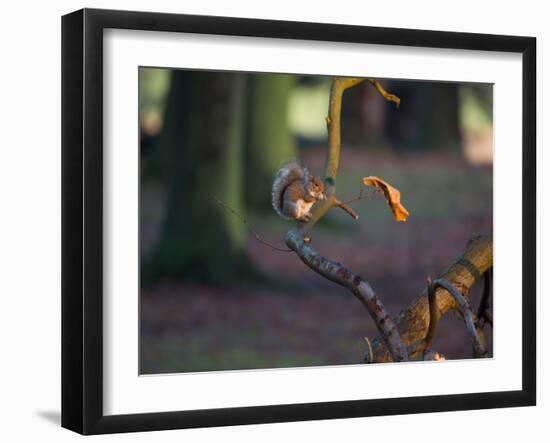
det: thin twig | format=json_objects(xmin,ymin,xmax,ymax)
[
  {"xmin": 213, "ymin": 196, "xmax": 292, "ymax": 253},
  {"xmin": 335, "ymin": 200, "xmax": 359, "ymax": 220},
  {"xmin": 367, "ymin": 78, "xmax": 401, "ymax": 108},
  {"xmin": 364, "ymin": 337, "xmax": 374, "ymax": 364},
  {"xmin": 483, "ymin": 310, "xmax": 493, "ymax": 328},
  {"xmin": 342, "ymin": 187, "xmax": 379, "ymax": 205},
  {"xmin": 343, "ymin": 188, "xmax": 366, "ymax": 205}
]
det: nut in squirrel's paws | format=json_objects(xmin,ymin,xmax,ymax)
[{"xmin": 299, "ymin": 212, "xmax": 313, "ymax": 222}]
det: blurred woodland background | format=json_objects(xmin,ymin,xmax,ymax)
[{"xmin": 139, "ymin": 68, "xmax": 493, "ymax": 374}]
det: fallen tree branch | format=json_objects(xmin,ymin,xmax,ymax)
[{"xmin": 368, "ymin": 235, "xmax": 493, "ymax": 363}]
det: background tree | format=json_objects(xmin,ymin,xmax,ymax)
[
  {"xmin": 244, "ymin": 74, "xmax": 296, "ymax": 211},
  {"xmin": 383, "ymin": 81, "xmax": 461, "ymax": 151},
  {"xmin": 145, "ymin": 70, "xmax": 250, "ymax": 283}
]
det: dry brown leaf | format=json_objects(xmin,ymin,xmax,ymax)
[{"xmin": 362, "ymin": 176, "xmax": 410, "ymax": 222}]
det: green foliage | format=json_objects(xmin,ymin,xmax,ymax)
[
  {"xmin": 288, "ymin": 80, "xmax": 331, "ymax": 139},
  {"xmin": 139, "ymin": 68, "xmax": 171, "ymax": 115},
  {"xmin": 459, "ymin": 85, "xmax": 493, "ymax": 135}
]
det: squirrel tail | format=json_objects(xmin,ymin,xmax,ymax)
[{"xmin": 271, "ymin": 161, "xmax": 309, "ymax": 219}]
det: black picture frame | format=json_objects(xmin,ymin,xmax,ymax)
[{"xmin": 61, "ymin": 8, "xmax": 536, "ymax": 435}]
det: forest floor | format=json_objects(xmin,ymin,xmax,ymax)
[{"xmin": 140, "ymin": 149, "xmax": 493, "ymax": 374}]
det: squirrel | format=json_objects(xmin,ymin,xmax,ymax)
[{"xmin": 271, "ymin": 162, "xmax": 326, "ymax": 222}]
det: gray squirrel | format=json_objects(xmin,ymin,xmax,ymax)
[{"xmin": 271, "ymin": 162, "xmax": 326, "ymax": 222}]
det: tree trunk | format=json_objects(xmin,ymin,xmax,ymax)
[
  {"xmin": 146, "ymin": 70, "xmax": 250, "ymax": 283},
  {"xmin": 245, "ymin": 74, "xmax": 296, "ymax": 211},
  {"xmin": 384, "ymin": 81, "xmax": 461, "ymax": 151},
  {"xmin": 431, "ymin": 82, "xmax": 461, "ymax": 151}
]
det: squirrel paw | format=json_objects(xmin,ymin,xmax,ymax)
[{"xmin": 299, "ymin": 212, "xmax": 313, "ymax": 222}]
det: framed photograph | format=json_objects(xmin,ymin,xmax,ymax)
[{"xmin": 62, "ymin": 8, "xmax": 536, "ymax": 435}]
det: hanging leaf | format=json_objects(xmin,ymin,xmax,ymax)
[{"xmin": 362, "ymin": 176, "xmax": 410, "ymax": 222}]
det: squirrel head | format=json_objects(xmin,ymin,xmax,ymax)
[{"xmin": 307, "ymin": 176, "xmax": 326, "ymax": 201}]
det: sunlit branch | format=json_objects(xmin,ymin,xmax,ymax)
[{"xmin": 368, "ymin": 236, "xmax": 492, "ymax": 363}]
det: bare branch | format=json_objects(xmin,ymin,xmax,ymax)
[
  {"xmin": 366, "ymin": 78, "xmax": 401, "ymax": 108},
  {"xmin": 430, "ymin": 278, "xmax": 487, "ymax": 358},
  {"xmin": 286, "ymin": 230, "xmax": 409, "ymax": 362},
  {"xmin": 334, "ymin": 200, "xmax": 359, "ymax": 220},
  {"xmin": 342, "ymin": 187, "xmax": 379, "ymax": 205},
  {"xmin": 214, "ymin": 196, "xmax": 292, "ymax": 253}
]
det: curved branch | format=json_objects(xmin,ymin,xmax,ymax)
[
  {"xmin": 430, "ymin": 278, "xmax": 487, "ymax": 358},
  {"xmin": 364, "ymin": 337, "xmax": 374, "ymax": 364},
  {"xmin": 366, "ymin": 79, "xmax": 401, "ymax": 108},
  {"xmin": 286, "ymin": 230, "xmax": 409, "ymax": 362},
  {"xmin": 369, "ymin": 235, "xmax": 493, "ymax": 363}
]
